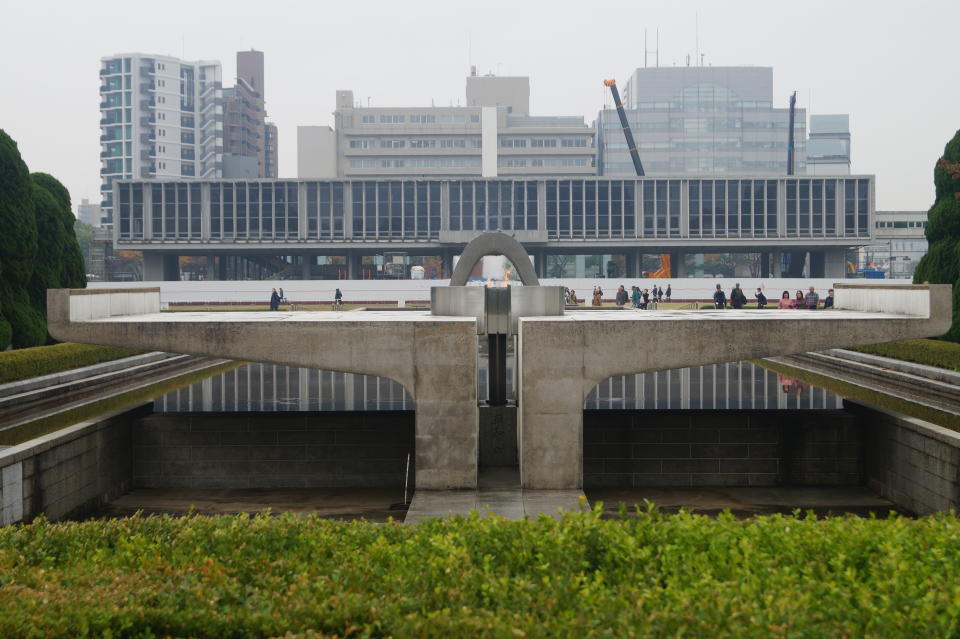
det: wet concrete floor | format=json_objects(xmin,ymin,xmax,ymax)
[{"xmin": 588, "ymin": 486, "xmax": 902, "ymax": 518}]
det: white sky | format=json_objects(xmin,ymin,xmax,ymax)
[{"xmin": 2, "ymin": 0, "xmax": 957, "ymax": 212}]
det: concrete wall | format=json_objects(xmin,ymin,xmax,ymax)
[
  {"xmin": 297, "ymin": 126, "xmax": 337, "ymax": 178},
  {"xmin": 583, "ymin": 409, "xmax": 861, "ymax": 488},
  {"xmin": 0, "ymin": 405, "xmax": 149, "ymax": 525},
  {"xmin": 133, "ymin": 411, "xmax": 414, "ymax": 489},
  {"xmin": 848, "ymin": 401, "xmax": 960, "ymax": 515}
]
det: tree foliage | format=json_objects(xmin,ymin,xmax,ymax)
[
  {"xmin": 914, "ymin": 129, "xmax": 960, "ymax": 341},
  {"xmin": 0, "ymin": 131, "xmax": 87, "ymax": 349}
]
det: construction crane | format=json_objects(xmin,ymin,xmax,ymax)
[
  {"xmin": 604, "ymin": 79, "xmax": 673, "ymax": 277},
  {"xmin": 603, "ymin": 79, "xmax": 644, "ymax": 177},
  {"xmin": 787, "ymin": 91, "xmax": 797, "ymax": 175}
]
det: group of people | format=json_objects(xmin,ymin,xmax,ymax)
[
  {"xmin": 268, "ymin": 287, "xmax": 343, "ymax": 310},
  {"xmin": 713, "ymin": 283, "xmax": 834, "ymax": 310},
  {"xmin": 616, "ymin": 284, "xmax": 671, "ymax": 310}
]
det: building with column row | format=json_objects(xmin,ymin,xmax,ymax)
[
  {"xmin": 112, "ymin": 175, "xmax": 873, "ymax": 281},
  {"xmin": 99, "ymin": 50, "xmax": 277, "ymax": 230}
]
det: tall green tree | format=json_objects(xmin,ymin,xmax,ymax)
[
  {"xmin": 914, "ymin": 128, "xmax": 960, "ymax": 342},
  {"xmin": 32, "ymin": 172, "xmax": 86, "ymax": 289},
  {"xmin": 0, "ymin": 129, "xmax": 43, "ymax": 349}
]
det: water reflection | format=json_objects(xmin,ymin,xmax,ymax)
[
  {"xmin": 156, "ymin": 361, "xmax": 840, "ymax": 413},
  {"xmin": 585, "ymin": 362, "xmax": 842, "ymax": 410}
]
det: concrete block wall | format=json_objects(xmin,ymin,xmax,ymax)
[
  {"xmin": 583, "ymin": 409, "xmax": 862, "ymax": 489},
  {"xmin": 0, "ymin": 405, "xmax": 148, "ymax": 524},
  {"xmin": 848, "ymin": 401, "xmax": 960, "ymax": 515},
  {"xmin": 134, "ymin": 411, "xmax": 414, "ymax": 489}
]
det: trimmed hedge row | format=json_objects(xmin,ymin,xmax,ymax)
[
  {"xmin": 851, "ymin": 338, "xmax": 960, "ymax": 372},
  {"xmin": 2, "ymin": 508, "xmax": 960, "ymax": 637},
  {"xmin": 0, "ymin": 342, "xmax": 141, "ymax": 384}
]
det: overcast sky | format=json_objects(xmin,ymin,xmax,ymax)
[{"xmin": 2, "ymin": 0, "xmax": 957, "ymax": 212}]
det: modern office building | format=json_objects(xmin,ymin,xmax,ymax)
[
  {"xmin": 807, "ymin": 115, "xmax": 851, "ymax": 175},
  {"xmin": 76, "ymin": 198, "xmax": 102, "ymax": 227},
  {"xmin": 858, "ymin": 210, "xmax": 928, "ymax": 278},
  {"xmin": 298, "ymin": 73, "xmax": 595, "ymax": 180},
  {"xmin": 99, "ymin": 53, "xmax": 224, "ymax": 229},
  {"xmin": 597, "ymin": 66, "xmax": 810, "ymax": 176},
  {"xmin": 222, "ymin": 50, "xmax": 278, "ymax": 178},
  {"xmin": 112, "ymin": 174, "xmax": 873, "ymax": 281}
]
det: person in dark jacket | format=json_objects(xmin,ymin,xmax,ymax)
[
  {"xmin": 823, "ymin": 289, "xmax": 834, "ymax": 309},
  {"xmin": 631, "ymin": 286, "xmax": 641, "ymax": 308},
  {"xmin": 713, "ymin": 284, "xmax": 727, "ymax": 309},
  {"xmin": 665, "ymin": 284, "xmax": 672, "ymax": 302},
  {"xmin": 730, "ymin": 283, "xmax": 747, "ymax": 309},
  {"xmin": 755, "ymin": 288, "xmax": 767, "ymax": 309},
  {"xmin": 269, "ymin": 288, "xmax": 280, "ymax": 311},
  {"xmin": 615, "ymin": 285, "xmax": 628, "ymax": 308}
]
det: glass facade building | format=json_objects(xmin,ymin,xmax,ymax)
[{"xmin": 115, "ymin": 176, "xmax": 873, "ymax": 243}]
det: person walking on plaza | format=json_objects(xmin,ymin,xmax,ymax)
[
  {"xmin": 665, "ymin": 284, "xmax": 672, "ymax": 302},
  {"xmin": 657, "ymin": 286, "xmax": 664, "ymax": 302},
  {"xmin": 730, "ymin": 283, "xmax": 747, "ymax": 309},
  {"xmin": 804, "ymin": 286, "xmax": 820, "ymax": 310},
  {"xmin": 334, "ymin": 287, "xmax": 343, "ymax": 310},
  {"xmin": 823, "ymin": 288, "xmax": 834, "ymax": 309},
  {"xmin": 755, "ymin": 288, "xmax": 767, "ymax": 309},
  {"xmin": 778, "ymin": 291, "xmax": 792, "ymax": 309},
  {"xmin": 269, "ymin": 288, "xmax": 280, "ymax": 311},
  {"xmin": 713, "ymin": 284, "xmax": 727, "ymax": 309},
  {"xmin": 631, "ymin": 286, "xmax": 641, "ymax": 309},
  {"xmin": 615, "ymin": 285, "xmax": 628, "ymax": 308}
]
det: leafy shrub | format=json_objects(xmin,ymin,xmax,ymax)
[
  {"xmin": 851, "ymin": 338, "xmax": 960, "ymax": 372},
  {"xmin": 0, "ymin": 342, "xmax": 141, "ymax": 384},
  {"xmin": 1, "ymin": 508, "xmax": 960, "ymax": 638}
]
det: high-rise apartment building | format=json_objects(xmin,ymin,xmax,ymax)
[
  {"xmin": 597, "ymin": 66, "xmax": 809, "ymax": 176},
  {"xmin": 302, "ymin": 73, "xmax": 595, "ymax": 179},
  {"xmin": 99, "ymin": 53, "xmax": 224, "ymax": 229},
  {"xmin": 222, "ymin": 49, "xmax": 278, "ymax": 178}
]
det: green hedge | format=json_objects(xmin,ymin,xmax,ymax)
[
  {"xmin": 2, "ymin": 509, "xmax": 960, "ymax": 637},
  {"xmin": 0, "ymin": 342, "xmax": 141, "ymax": 384},
  {"xmin": 851, "ymin": 338, "xmax": 960, "ymax": 372}
]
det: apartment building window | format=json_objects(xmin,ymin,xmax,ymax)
[
  {"xmin": 501, "ymin": 159, "xmax": 527, "ymax": 168},
  {"xmin": 531, "ymin": 139, "xmax": 557, "ymax": 148},
  {"xmin": 381, "ymin": 140, "xmax": 405, "ymax": 149},
  {"xmin": 439, "ymin": 114, "xmax": 466, "ymax": 124},
  {"xmin": 532, "ymin": 159, "xmax": 557, "ymax": 168},
  {"xmin": 379, "ymin": 114, "xmax": 405, "ymax": 124},
  {"xmin": 410, "ymin": 114, "xmax": 436, "ymax": 123},
  {"xmin": 409, "ymin": 159, "xmax": 436, "ymax": 168},
  {"xmin": 349, "ymin": 159, "xmax": 374, "ymax": 169},
  {"xmin": 561, "ymin": 138, "xmax": 588, "ymax": 148},
  {"xmin": 470, "ymin": 114, "xmax": 480, "ymax": 123},
  {"xmin": 469, "ymin": 138, "xmax": 481, "ymax": 148},
  {"xmin": 439, "ymin": 139, "xmax": 467, "ymax": 149},
  {"xmin": 561, "ymin": 159, "xmax": 588, "ymax": 167},
  {"xmin": 381, "ymin": 159, "xmax": 406, "ymax": 168},
  {"xmin": 501, "ymin": 139, "xmax": 526, "ymax": 148},
  {"xmin": 439, "ymin": 158, "xmax": 481, "ymax": 168},
  {"xmin": 349, "ymin": 140, "xmax": 374, "ymax": 149},
  {"xmin": 361, "ymin": 115, "xmax": 375, "ymax": 124},
  {"xmin": 409, "ymin": 139, "xmax": 436, "ymax": 149}
]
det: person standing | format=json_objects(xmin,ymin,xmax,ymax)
[
  {"xmin": 631, "ymin": 286, "xmax": 641, "ymax": 309},
  {"xmin": 615, "ymin": 285, "xmax": 628, "ymax": 308},
  {"xmin": 756, "ymin": 288, "xmax": 767, "ymax": 309},
  {"xmin": 713, "ymin": 284, "xmax": 727, "ymax": 309},
  {"xmin": 804, "ymin": 286, "xmax": 820, "ymax": 310},
  {"xmin": 823, "ymin": 288, "xmax": 834, "ymax": 309},
  {"xmin": 665, "ymin": 284, "xmax": 672, "ymax": 302},
  {"xmin": 269, "ymin": 288, "xmax": 280, "ymax": 311},
  {"xmin": 657, "ymin": 286, "xmax": 664, "ymax": 302},
  {"xmin": 730, "ymin": 283, "xmax": 747, "ymax": 309},
  {"xmin": 641, "ymin": 288, "xmax": 650, "ymax": 309},
  {"xmin": 334, "ymin": 287, "xmax": 343, "ymax": 310},
  {"xmin": 777, "ymin": 291, "xmax": 792, "ymax": 309}
]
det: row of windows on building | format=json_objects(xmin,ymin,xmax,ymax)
[
  {"xmin": 359, "ymin": 113, "xmax": 481, "ymax": 125},
  {"xmin": 601, "ymin": 120, "xmax": 803, "ymax": 132},
  {"xmin": 876, "ymin": 220, "xmax": 926, "ymax": 229},
  {"xmin": 348, "ymin": 158, "xmax": 483, "ymax": 169},
  {"xmin": 349, "ymin": 138, "xmax": 482, "ymax": 150},
  {"xmin": 605, "ymin": 140, "xmax": 806, "ymax": 152},
  {"xmin": 115, "ymin": 178, "xmax": 872, "ymax": 241}
]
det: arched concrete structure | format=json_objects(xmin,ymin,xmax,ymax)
[
  {"xmin": 517, "ymin": 284, "xmax": 954, "ymax": 489},
  {"xmin": 449, "ymin": 232, "xmax": 540, "ymax": 287},
  {"xmin": 47, "ymin": 288, "xmax": 478, "ymax": 490}
]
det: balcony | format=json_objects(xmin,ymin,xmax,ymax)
[
  {"xmin": 140, "ymin": 67, "xmax": 154, "ymax": 77},
  {"xmin": 140, "ymin": 99, "xmax": 155, "ymax": 109}
]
